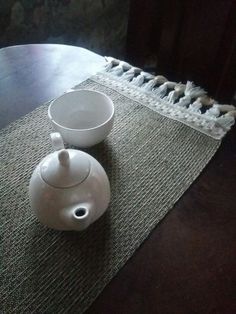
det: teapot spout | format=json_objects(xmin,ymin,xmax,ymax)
[
  {"xmin": 72, "ymin": 205, "xmax": 90, "ymax": 231},
  {"xmin": 61, "ymin": 203, "xmax": 92, "ymax": 231}
]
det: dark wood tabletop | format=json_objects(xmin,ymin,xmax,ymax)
[{"xmin": 1, "ymin": 44, "xmax": 236, "ymax": 314}]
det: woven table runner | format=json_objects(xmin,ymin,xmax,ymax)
[{"xmin": 0, "ymin": 67, "xmax": 228, "ymax": 313}]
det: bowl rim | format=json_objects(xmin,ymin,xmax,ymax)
[{"xmin": 48, "ymin": 89, "xmax": 115, "ymax": 132}]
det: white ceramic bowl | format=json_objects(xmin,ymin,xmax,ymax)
[{"xmin": 48, "ymin": 89, "xmax": 114, "ymax": 147}]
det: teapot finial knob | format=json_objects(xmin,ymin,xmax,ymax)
[{"xmin": 58, "ymin": 149, "xmax": 69, "ymax": 166}]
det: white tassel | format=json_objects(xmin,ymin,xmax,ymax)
[
  {"xmin": 216, "ymin": 104, "xmax": 236, "ymax": 112},
  {"xmin": 104, "ymin": 56, "xmax": 119, "ymax": 65},
  {"xmin": 153, "ymin": 83, "xmax": 168, "ymax": 98},
  {"xmin": 140, "ymin": 71, "xmax": 155, "ymax": 80},
  {"xmin": 204, "ymin": 104, "xmax": 236, "ymax": 119},
  {"xmin": 165, "ymin": 84, "xmax": 185, "ymax": 103},
  {"xmin": 142, "ymin": 79, "xmax": 158, "ymax": 91},
  {"xmin": 225, "ymin": 110, "xmax": 236, "ymax": 118},
  {"xmin": 106, "ymin": 60, "xmax": 132, "ymax": 76},
  {"xmin": 110, "ymin": 64, "xmax": 124, "ymax": 76},
  {"xmin": 155, "ymin": 75, "xmax": 168, "ymax": 85},
  {"xmin": 120, "ymin": 61, "xmax": 132, "ymax": 71},
  {"xmin": 121, "ymin": 66, "xmax": 141, "ymax": 81},
  {"xmin": 189, "ymin": 98, "xmax": 202, "ymax": 113},
  {"xmin": 154, "ymin": 81, "xmax": 177, "ymax": 98},
  {"xmin": 104, "ymin": 61, "xmax": 113, "ymax": 72},
  {"xmin": 176, "ymin": 81, "xmax": 206, "ymax": 107},
  {"xmin": 120, "ymin": 68, "xmax": 136, "ymax": 81},
  {"xmin": 131, "ymin": 74, "xmax": 145, "ymax": 86},
  {"xmin": 132, "ymin": 67, "xmax": 142, "ymax": 74},
  {"xmin": 165, "ymin": 90, "xmax": 177, "ymax": 103},
  {"xmin": 142, "ymin": 75, "xmax": 168, "ymax": 91},
  {"xmin": 176, "ymin": 95, "xmax": 192, "ymax": 107},
  {"xmin": 104, "ymin": 57, "xmax": 120, "ymax": 72},
  {"xmin": 135, "ymin": 71, "xmax": 155, "ymax": 90},
  {"xmin": 205, "ymin": 105, "xmax": 220, "ymax": 118},
  {"xmin": 185, "ymin": 81, "xmax": 206, "ymax": 98},
  {"xmin": 198, "ymin": 95, "xmax": 215, "ymax": 106},
  {"xmin": 216, "ymin": 114, "xmax": 235, "ymax": 130},
  {"xmin": 131, "ymin": 71, "xmax": 155, "ymax": 87}
]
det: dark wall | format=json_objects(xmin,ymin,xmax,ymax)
[
  {"xmin": 127, "ymin": 0, "xmax": 236, "ymax": 103},
  {"xmin": 0, "ymin": 0, "xmax": 130, "ymax": 58}
]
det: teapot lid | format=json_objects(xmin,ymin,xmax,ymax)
[
  {"xmin": 40, "ymin": 149, "xmax": 90, "ymax": 188},
  {"xmin": 40, "ymin": 133, "xmax": 90, "ymax": 188}
]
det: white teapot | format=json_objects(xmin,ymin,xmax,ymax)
[{"xmin": 29, "ymin": 133, "xmax": 110, "ymax": 231}]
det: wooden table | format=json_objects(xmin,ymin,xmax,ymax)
[{"xmin": 1, "ymin": 44, "xmax": 236, "ymax": 314}]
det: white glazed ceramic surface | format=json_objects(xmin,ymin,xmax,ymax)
[
  {"xmin": 48, "ymin": 89, "xmax": 114, "ymax": 147},
  {"xmin": 29, "ymin": 133, "xmax": 110, "ymax": 231}
]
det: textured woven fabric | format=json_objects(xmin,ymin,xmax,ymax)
[{"xmin": 0, "ymin": 75, "xmax": 220, "ymax": 313}]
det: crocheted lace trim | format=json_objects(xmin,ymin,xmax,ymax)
[{"xmin": 92, "ymin": 57, "xmax": 236, "ymax": 140}]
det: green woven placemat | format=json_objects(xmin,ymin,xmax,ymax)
[{"xmin": 0, "ymin": 74, "xmax": 220, "ymax": 313}]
